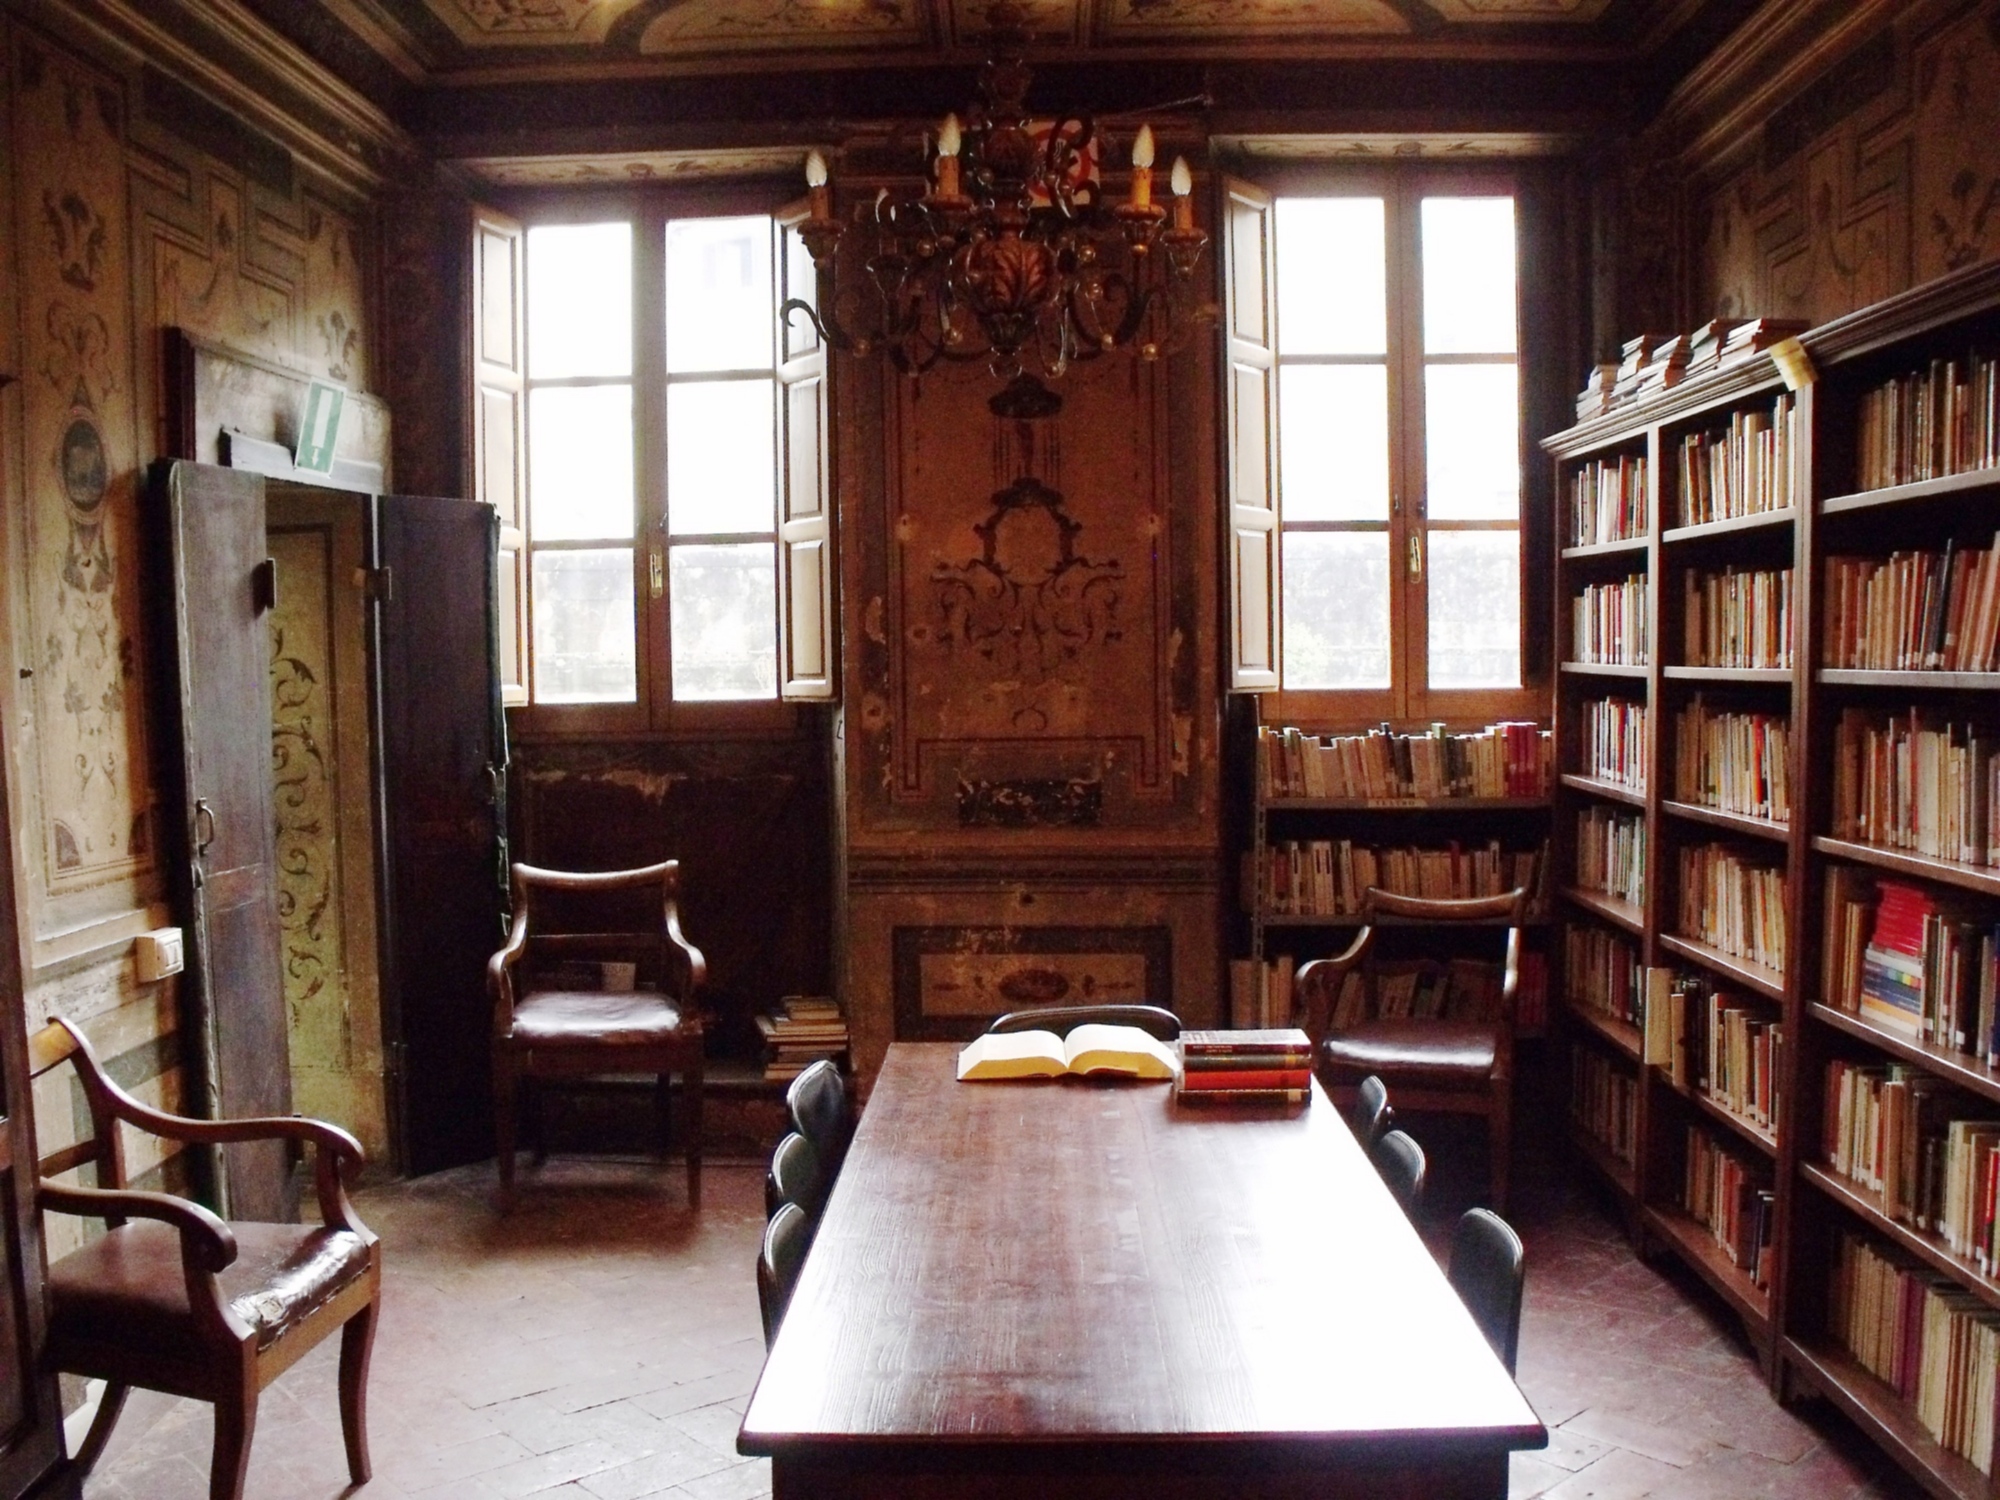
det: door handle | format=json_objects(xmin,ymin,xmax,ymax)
[
  {"xmin": 480, "ymin": 763, "xmax": 502, "ymax": 806},
  {"xmin": 192, "ymin": 798, "xmax": 216, "ymax": 856}
]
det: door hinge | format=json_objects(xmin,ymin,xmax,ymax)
[
  {"xmin": 252, "ymin": 558, "xmax": 278, "ymax": 613},
  {"xmin": 355, "ymin": 565, "xmax": 393, "ymax": 603}
]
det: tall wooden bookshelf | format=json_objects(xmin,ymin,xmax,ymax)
[{"xmin": 1547, "ymin": 257, "xmax": 2000, "ymax": 1500}]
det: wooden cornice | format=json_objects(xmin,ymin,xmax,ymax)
[{"xmin": 7, "ymin": 0, "xmax": 421, "ymax": 196}]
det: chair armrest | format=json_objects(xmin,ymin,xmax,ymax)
[
  {"xmin": 39, "ymin": 1181, "xmax": 237, "ymax": 1273},
  {"xmin": 490, "ymin": 908, "xmax": 530, "ymax": 1037},
  {"xmin": 1295, "ymin": 926, "xmax": 1374, "ymax": 1048},
  {"xmin": 663, "ymin": 899, "xmax": 707, "ymax": 997}
]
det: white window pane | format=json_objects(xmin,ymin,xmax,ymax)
[
  {"xmin": 671, "ymin": 543, "xmax": 777, "ymax": 701},
  {"xmin": 1282, "ymin": 531, "xmax": 1389, "ymax": 689},
  {"xmin": 1274, "ymin": 198, "xmax": 1386, "ymax": 356},
  {"xmin": 527, "ymin": 223, "xmax": 632, "ymax": 379},
  {"xmin": 1425, "ymin": 364, "xmax": 1519, "ymax": 520},
  {"xmin": 1421, "ymin": 198, "xmax": 1516, "ymax": 355},
  {"xmin": 666, "ymin": 216, "xmax": 775, "ymax": 374},
  {"xmin": 1280, "ymin": 364, "xmax": 1389, "ymax": 522},
  {"xmin": 1428, "ymin": 530, "xmax": 1520, "ymax": 688},
  {"xmin": 532, "ymin": 548, "xmax": 636, "ymax": 703},
  {"xmin": 667, "ymin": 381, "xmax": 777, "ymax": 536},
  {"xmin": 784, "ymin": 224, "xmax": 819, "ymax": 359},
  {"xmin": 529, "ymin": 385, "xmax": 634, "ymax": 540}
]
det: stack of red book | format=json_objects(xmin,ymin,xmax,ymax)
[{"xmin": 1177, "ymin": 1028, "xmax": 1313, "ymax": 1106}]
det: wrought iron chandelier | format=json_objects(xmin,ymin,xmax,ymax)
[{"xmin": 788, "ymin": 2, "xmax": 1212, "ymax": 392}]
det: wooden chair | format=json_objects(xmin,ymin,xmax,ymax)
[
  {"xmin": 1449, "ymin": 1207, "xmax": 1526, "ymax": 1375},
  {"xmin": 985, "ymin": 1004, "xmax": 1182, "ymax": 1042},
  {"xmin": 1349, "ymin": 1074, "xmax": 1395, "ymax": 1152},
  {"xmin": 758, "ymin": 1201, "xmax": 811, "ymax": 1348},
  {"xmin": 29, "ymin": 1016, "xmax": 380, "ymax": 1500},
  {"xmin": 764, "ymin": 1131, "xmax": 825, "ymax": 1221},
  {"xmin": 1299, "ymin": 887, "xmax": 1528, "ymax": 1210},
  {"xmin": 785, "ymin": 1060, "xmax": 853, "ymax": 1181},
  {"xmin": 1373, "ymin": 1129, "xmax": 1427, "ymax": 1217},
  {"xmin": 489, "ymin": 861, "xmax": 707, "ymax": 1207}
]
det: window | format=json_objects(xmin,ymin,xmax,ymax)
[
  {"xmin": 1227, "ymin": 171, "xmax": 1534, "ymax": 724},
  {"xmin": 477, "ymin": 193, "xmax": 831, "ymax": 733}
]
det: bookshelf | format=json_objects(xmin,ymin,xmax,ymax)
[{"xmin": 1545, "ymin": 257, "xmax": 2000, "ymax": 1497}]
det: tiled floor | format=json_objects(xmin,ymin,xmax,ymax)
[{"xmin": 84, "ymin": 1147, "xmax": 1927, "ymax": 1500}]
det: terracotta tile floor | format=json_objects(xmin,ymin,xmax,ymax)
[{"xmin": 83, "ymin": 1146, "xmax": 1928, "ymax": 1500}]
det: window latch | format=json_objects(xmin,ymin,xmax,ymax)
[
  {"xmin": 1408, "ymin": 535, "xmax": 1423, "ymax": 579},
  {"xmin": 649, "ymin": 547, "xmax": 664, "ymax": 599}
]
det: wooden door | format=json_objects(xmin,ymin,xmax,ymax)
[
  {"xmin": 150, "ymin": 460, "xmax": 294, "ymax": 1222},
  {"xmin": 376, "ymin": 494, "xmax": 507, "ymax": 1174}
]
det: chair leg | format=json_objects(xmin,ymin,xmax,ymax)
[
  {"xmin": 68, "ymin": 1381, "xmax": 129, "ymax": 1476},
  {"xmin": 495, "ymin": 1053, "xmax": 518, "ymax": 1206},
  {"xmin": 529, "ymin": 1076, "xmax": 548, "ymax": 1166},
  {"xmin": 685, "ymin": 1066, "xmax": 704, "ymax": 1211},
  {"xmin": 209, "ymin": 1388, "xmax": 257, "ymax": 1500},
  {"xmin": 1488, "ymin": 1086, "xmax": 1511, "ymax": 1214},
  {"xmin": 655, "ymin": 1072, "xmax": 673, "ymax": 1162},
  {"xmin": 339, "ymin": 1299, "xmax": 378, "ymax": 1484}
]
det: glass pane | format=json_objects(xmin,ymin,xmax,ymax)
[
  {"xmin": 1280, "ymin": 364, "xmax": 1389, "ymax": 522},
  {"xmin": 666, "ymin": 216, "xmax": 775, "ymax": 374},
  {"xmin": 1424, "ymin": 364, "xmax": 1519, "ymax": 520},
  {"xmin": 528, "ymin": 384, "xmax": 634, "ymax": 540},
  {"xmin": 1282, "ymin": 531, "xmax": 1390, "ymax": 689},
  {"xmin": 671, "ymin": 543, "xmax": 777, "ymax": 701},
  {"xmin": 532, "ymin": 548, "xmax": 636, "ymax": 703},
  {"xmin": 1428, "ymin": 530, "xmax": 1521, "ymax": 689},
  {"xmin": 783, "ymin": 223, "xmax": 819, "ymax": 358},
  {"xmin": 526, "ymin": 222, "xmax": 632, "ymax": 379},
  {"xmin": 667, "ymin": 380, "xmax": 777, "ymax": 536},
  {"xmin": 1421, "ymin": 197, "xmax": 1516, "ymax": 355},
  {"xmin": 1274, "ymin": 198, "xmax": 1386, "ymax": 356}
]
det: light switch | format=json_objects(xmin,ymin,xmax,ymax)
[{"xmin": 135, "ymin": 927, "xmax": 184, "ymax": 982}]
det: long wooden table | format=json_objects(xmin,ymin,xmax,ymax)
[{"xmin": 737, "ymin": 1042, "xmax": 1546, "ymax": 1498}]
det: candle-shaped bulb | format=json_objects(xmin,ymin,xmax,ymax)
[
  {"xmin": 804, "ymin": 149, "xmax": 829, "ymax": 188},
  {"xmin": 934, "ymin": 114, "xmax": 963, "ymax": 199},
  {"xmin": 1170, "ymin": 155, "xmax": 1191, "ymax": 197},
  {"xmin": 1132, "ymin": 124, "xmax": 1156, "ymax": 170},
  {"xmin": 938, "ymin": 113, "xmax": 962, "ymax": 158}
]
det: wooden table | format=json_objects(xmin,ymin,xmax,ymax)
[{"xmin": 738, "ymin": 1043, "xmax": 1546, "ymax": 1498}]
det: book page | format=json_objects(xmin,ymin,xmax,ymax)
[
  {"xmin": 1060, "ymin": 1024, "xmax": 1178, "ymax": 1081},
  {"xmin": 957, "ymin": 1030, "xmax": 1069, "ymax": 1080}
]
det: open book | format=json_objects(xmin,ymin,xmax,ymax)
[{"xmin": 956, "ymin": 1023, "xmax": 1179, "ymax": 1082}]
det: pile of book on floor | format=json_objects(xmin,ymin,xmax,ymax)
[
  {"xmin": 757, "ymin": 995, "xmax": 849, "ymax": 1081},
  {"xmin": 1176, "ymin": 1028, "xmax": 1312, "ymax": 1106}
]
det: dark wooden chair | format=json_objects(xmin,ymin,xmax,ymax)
[
  {"xmin": 786, "ymin": 1060, "xmax": 853, "ymax": 1181},
  {"xmin": 758, "ymin": 1201, "xmax": 811, "ymax": 1348},
  {"xmin": 488, "ymin": 860, "xmax": 707, "ymax": 1207},
  {"xmin": 1449, "ymin": 1207, "xmax": 1526, "ymax": 1375},
  {"xmin": 985, "ymin": 1004, "xmax": 1182, "ymax": 1042},
  {"xmin": 29, "ymin": 1016, "xmax": 380, "ymax": 1500},
  {"xmin": 1299, "ymin": 887, "xmax": 1528, "ymax": 1210},
  {"xmin": 1374, "ymin": 1128, "xmax": 1427, "ymax": 1217},
  {"xmin": 764, "ymin": 1131, "xmax": 825, "ymax": 1221},
  {"xmin": 1349, "ymin": 1074, "xmax": 1394, "ymax": 1152}
]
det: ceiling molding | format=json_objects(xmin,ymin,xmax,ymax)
[
  {"xmin": 315, "ymin": 0, "xmax": 438, "ymax": 82},
  {"xmin": 458, "ymin": 145, "xmax": 818, "ymax": 185},
  {"xmin": 1215, "ymin": 130, "xmax": 1589, "ymax": 157}
]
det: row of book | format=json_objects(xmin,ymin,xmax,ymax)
[
  {"xmin": 756, "ymin": 995, "xmax": 850, "ymax": 1081},
  {"xmin": 1824, "ymin": 871, "xmax": 2000, "ymax": 1060},
  {"xmin": 1856, "ymin": 352, "xmax": 2000, "ymax": 493},
  {"xmin": 1255, "ymin": 840, "xmax": 1549, "ymax": 917},
  {"xmin": 1580, "ymin": 695, "xmax": 1647, "ymax": 791},
  {"xmin": 1832, "ymin": 709, "xmax": 2000, "ymax": 866},
  {"xmin": 1673, "ymin": 698, "xmax": 1791, "ymax": 825},
  {"xmin": 1831, "ymin": 1231, "xmax": 2000, "ymax": 1475},
  {"xmin": 1823, "ymin": 538, "xmax": 2000, "ymax": 674},
  {"xmin": 1643, "ymin": 970, "xmax": 1784, "ymax": 1138},
  {"xmin": 1319, "ymin": 953, "xmax": 1546, "ymax": 1032},
  {"xmin": 1675, "ymin": 393, "xmax": 1798, "ymax": 526},
  {"xmin": 1177, "ymin": 1028, "xmax": 1311, "ymax": 1107},
  {"xmin": 1821, "ymin": 1060, "xmax": 2000, "ymax": 1264},
  {"xmin": 1682, "ymin": 565, "xmax": 1795, "ymax": 670},
  {"xmin": 1574, "ymin": 319, "xmax": 1807, "ymax": 421},
  {"xmin": 1255, "ymin": 721, "xmax": 1551, "ymax": 802},
  {"xmin": 1564, "ymin": 923, "xmax": 1642, "ymax": 1030},
  {"xmin": 1575, "ymin": 806, "xmax": 1645, "ymax": 907},
  {"xmin": 1572, "ymin": 573, "xmax": 1649, "ymax": 665},
  {"xmin": 1572, "ymin": 1047, "xmax": 1638, "ymax": 1166},
  {"xmin": 1678, "ymin": 843, "xmax": 1787, "ymax": 974},
  {"xmin": 1681, "ymin": 1127, "xmax": 1777, "ymax": 1289},
  {"xmin": 1568, "ymin": 453, "xmax": 1648, "ymax": 547},
  {"xmin": 1227, "ymin": 955, "xmax": 1295, "ymax": 1030}
]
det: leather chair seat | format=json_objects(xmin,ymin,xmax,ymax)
[
  {"xmin": 511, "ymin": 990, "xmax": 687, "ymax": 1047},
  {"xmin": 1320, "ymin": 1020, "xmax": 1499, "ymax": 1082},
  {"xmin": 48, "ymin": 1221, "xmax": 371, "ymax": 1354}
]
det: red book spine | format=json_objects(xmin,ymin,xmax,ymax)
[{"xmin": 1179, "ymin": 1068, "xmax": 1312, "ymax": 1092}]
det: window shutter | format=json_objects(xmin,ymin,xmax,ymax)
[
  {"xmin": 471, "ymin": 204, "xmax": 528, "ymax": 707},
  {"xmin": 775, "ymin": 206, "xmax": 836, "ymax": 701},
  {"xmin": 1224, "ymin": 177, "xmax": 1280, "ymax": 693}
]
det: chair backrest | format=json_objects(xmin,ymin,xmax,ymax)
[
  {"xmin": 27, "ymin": 1018, "xmax": 126, "ymax": 1195},
  {"xmin": 786, "ymin": 1060, "xmax": 852, "ymax": 1175},
  {"xmin": 758, "ymin": 1201, "xmax": 812, "ymax": 1348},
  {"xmin": 510, "ymin": 861, "xmax": 697, "ymax": 995},
  {"xmin": 984, "ymin": 1004, "xmax": 1182, "ymax": 1041},
  {"xmin": 1373, "ymin": 1129, "xmax": 1426, "ymax": 1217},
  {"xmin": 764, "ymin": 1131, "xmax": 825, "ymax": 1221},
  {"xmin": 1299, "ymin": 888, "xmax": 1529, "ymax": 1047},
  {"xmin": 1449, "ymin": 1207, "xmax": 1525, "ymax": 1374},
  {"xmin": 1348, "ymin": 1075, "xmax": 1394, "ymax": 1151}
]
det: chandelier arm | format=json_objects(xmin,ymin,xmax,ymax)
[{"xmin": 780, "ymin": 298, "xmax": 850, "ymax": 354}]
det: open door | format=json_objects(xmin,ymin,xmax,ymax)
[{"xmin": 376, "ymin": 494, "xmax": 507, "ymax": 1174}]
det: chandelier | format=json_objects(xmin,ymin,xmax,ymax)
[{"xmin": 788, "ymin": 2, "xmax": 1212, "ymax": 395}]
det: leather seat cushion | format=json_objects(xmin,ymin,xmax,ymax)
[
  {"xmin": 47, "ymin": 1220, "xmax": 371, "ymax": 1354},
  {"xmin": 510, "ymin": 989, "xmax": 692, "ymax": 1046},
  {"xmin": 1319, "ymin": 1020, "xmax": 1499, "ymax": 1080}
]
